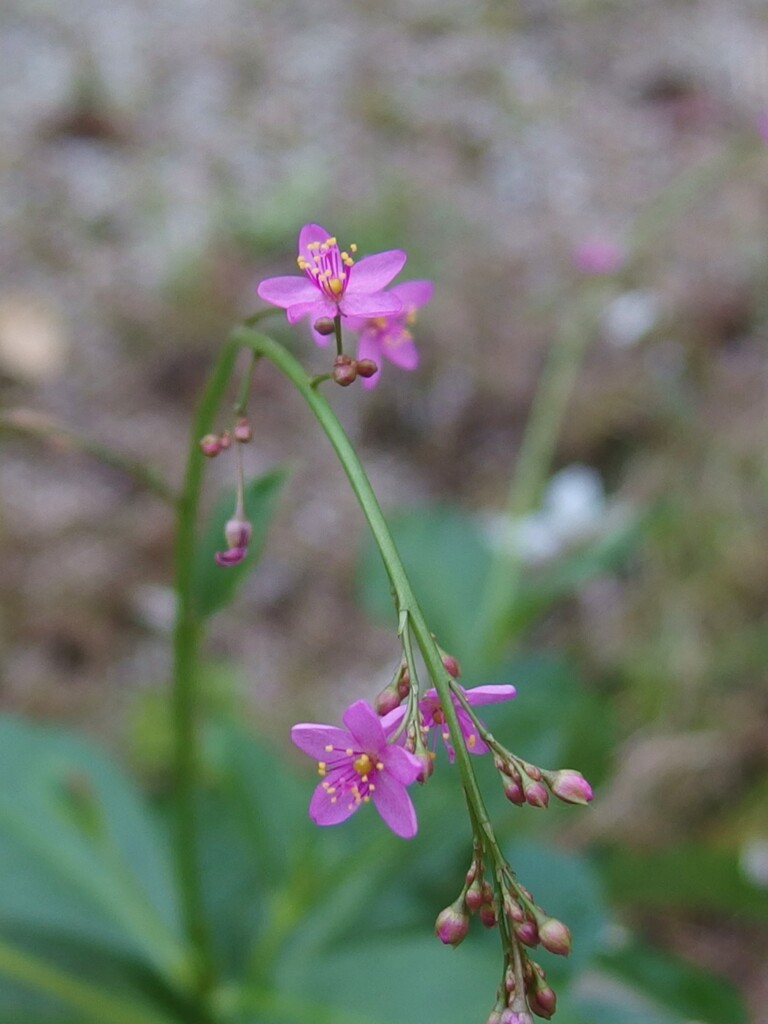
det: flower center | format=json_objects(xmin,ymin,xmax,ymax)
[
  {"xmin": 354, "ymin": 753, "xmax": 374, "ymax": 777},
  {"xmin": 297, "ymin": 237, "xmax": 357, "ymax": 303}
]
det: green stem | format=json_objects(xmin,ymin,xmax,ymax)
[
  {"xmin": 172, "ymin": 337, "xmax": 239, "ymax": 999},
  {"xmin": 0, "ymin": 940, "xmax": 172, "ymax": 1024},
  {"xmin": 233, "ymin": 327, "xmax": 499, "ymax": 853}
]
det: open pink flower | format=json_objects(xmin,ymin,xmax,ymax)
[
  {"xmin": 347, "ymin": 279, "xmax": 433, "ymax": 389},
  {"xmin": 383, "ymin": 684, "xmax": 516, "ymax": 762},
  {"xmin": 257, "ymin": 224, "xmax": 406, "ymax": 345},
  {"xmin": 291, "ymin": 699, "xmax": 423, "ymax": 838}
]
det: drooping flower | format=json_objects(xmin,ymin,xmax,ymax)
[
  {"xmin": 257, "ymin": 224, "xmax": 407, "ymax": 345},
  {"xmin": 215, "ymin": 517, "xmax": 251, "ymax": 567},
  {"xmin": 383, "ymin": 684, "xmax": 516, "ymax": 762},
  {"xmin": 347, "ymin": 279, "xmax": 433, "ymax": 389},
  {"xmin": 291, "ymin": 699, "xmax": 423, "ymax": 838}
]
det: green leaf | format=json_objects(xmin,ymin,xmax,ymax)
[
  {"xmin": 0, "ymin": 717, "xmax": 186, "ymax": 982},
  {"xmin": 598, "ymin": 940, "xmax": 748, "ymax": 1024},
  {"xmin": 191, "ymin": 467, "xmax": 288, "ymax": 618}
]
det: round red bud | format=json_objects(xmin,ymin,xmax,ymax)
[
  {"xmin": 503, "ymin": 777, "xmax": 526, "ymax": 805},
  {"xmin": 465, "ymin": 878, "xmax": 484, "ymax": 912},
  {"xmin": 515, "ymin": 919, "xmax": 539, "ymax": 947},
  {"xmin": 479, "ymin": 902, "xmax": 497, "ymax": 928},
  {"xmin": 373, "ymin": 685, "xmax": 402, "ymax": 716},
  {"xmin": 332, "ymin": 356, "xmax": 357, "ymax": 386},
  {"xmin": 538, "ymin": 917, "xmax": 571, "ymax": 956},
  {"xmin": 435, "ymin": 899, "xmax": 470, "ymax": 947},
  {"xmin": 529, "ymin": 987, "xmax": 557, "ymax": 1020},
  {"xmin": 313, "ymin": 317, "xmax": 336, "ymax": 336},
  {"xmin": 199, "ymin": 433, "xmax": 221, "ymax": 457},
  {"xmin": 218, "ymin": 430, "xmax": 232, "ymax": 450},
  {"xmin": 356, "ymin": 358, "xmax": 378, "ymax": 378}
]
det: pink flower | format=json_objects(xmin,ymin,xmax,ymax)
[
  {"xmin": 291, "ymin": 699, "xmax": 423, "ymax": 838},
  {"xmin": 383, "ymin": 684, "xmax": 516, "ymax": 762},
  {"xmin": 347, "ymin": 280, "xmax": 433, "ymax": 389},
  {"xmin": 257, "ymin": 223, "xmax": 407, "ymax": 346},
  {"xmin": 571, "ymin": 239, "xmax": 625, "ymax": 275}
]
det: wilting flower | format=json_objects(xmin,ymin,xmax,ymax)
[
  {"xmin": 257, "ymin": 223, "xmax": 406, "ymax": 345},
  {"xmin": 215, "ymin": 517, "xmax": 251, "ymax": 567},
  {"xmin": 291, "ymin": 699, "xmax": 423, "ymax": 838},
  {"xmin": 346, "ymin": 279, "xmax": 433, "ymax": 389},
  {"xmin": 384, "ymin": 684, "xmax": 516, "ymax": 762}
]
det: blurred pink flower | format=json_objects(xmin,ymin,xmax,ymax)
[
  {"xmin": 346, "ymin": 280, "xmax": 433, "ymax": 389},
  {"xmin": 571, "ymin": 239, "xmax": 625, "ymax": 275},
  {"xmin": 291, "ymin": 699, "xmax": 423, "ymax": 838},
  {"xmin": 257, "ymin": 223, "xmax": 406, "ymax": 345},
  {"xmin": 384, "ymin": 684, "xmax": 516, "ymax": 762}
]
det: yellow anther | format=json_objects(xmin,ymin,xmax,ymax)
[
  {"xmin": 317, "ymin": 762, "xmax": 326, "ymax": 776},
  {"xmin": 326, "ymin": 785, "xmax": 336, "ymax": 794},
  {"xmin": 369, "ymin": 783, "xmax": 376, "ymax": 791},
  {"xmin": 327, "ymin": 236, "xmax": 337, "ymax": 245},
  {"xmin": 442, "ymin": 731, "xmax": 450, "ymax": 741},
  {"xmin": 371, "ymin": 317, "xmax": 387, "ymax": 329},
  {"xmin": 406, "ymin": 309, "xmax": 417, "ymax": 325},
  {"xmin": 325, "ymin": 744, "xmax": 334, "ymax": 752},
  {"xmin": 361, "ymin": 774, "xmax": 369, "ymax": 783},
  {"xmin": 307, "ymin": 241, "xmax": 320, "ymax": 250},
  {"xmin": 330, "ymin": 796, "xmax": 337, "ymax": 804},
  {"xmin": 363, "ymin": 795, "xmax": 371, "ymax": 803},
  {"xmin": 468, "ymin": 734, "xmax": 476, "ymax": 748},
  {"xmin": 350, "ymin": 243, "xmax": 358, "ymax": 252},
  {"xmin": 328, "ymin": 277, "xmax": 344, "ymax": 296},
  {"xmin": 346, "ymin": 748, "xmax": 354, "ymax": 756},
  {"xmin": 375, "ymin": 761, "xmax": 384, "ymax": 771}
]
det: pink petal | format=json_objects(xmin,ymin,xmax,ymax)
[
  {"xmin": 342, "ymin": 700, "xmax": 385, "ymax": 753},
  {"xmin": 380, "ymin": 705, "xmax": 406, "ymax": 736},
  {"xmin": 340, "ymin": 291, "xmax": 402, "ymax": 318},
  {"xmin": 298, "ymin": 223, "xmax": 333, "ymax": 262},
  {"xmin": 389, "ymin": 279, "xmax": 433, "ymax": 310},
  {"xmin": 291, "ymin": 723, "xmax": 353, "ymax": 760},
  {"xmin": 383, "ymin": 744, "xmax": 423, "ymax": 785},
  {"xmin": 461, "ymin": 684, "xmax": 517, "ymax": 706},
  {"xmin": 346, "ymin": 250, "xmax": 407, "ymax": 294},
  {"xmin": 309, "ymin": 782, "xmax": 358, "ymax": 826},
  {"xmin": 371, "ymin": 772, "xmax": 418, "ymax": 838},
  {"xmin": 286, "ymin": 298, "xmax": 335, "ymax": 324},
  {"xmin": 382, "ymin": 330, "xmax": 419, "ymax": 370},
  {"xmin": 257, "ymin": 275, "xmax": 318, "ymax": 309}
]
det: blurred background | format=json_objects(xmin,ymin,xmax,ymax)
[{"xmin": 1, "ymin": 0, "xmax": 768, "ymax": 1021}]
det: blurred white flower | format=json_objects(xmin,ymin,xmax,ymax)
[{"xmin": 600, "ymin": 289, "xmax": 661, "ymax": 349}]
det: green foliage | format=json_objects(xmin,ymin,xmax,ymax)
[{"xmin": 191, "ymin": 467, "xmax": 288, "ymax": 618}]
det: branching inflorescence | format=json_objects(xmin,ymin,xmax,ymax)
[{"xmin": 205, "ymin": 223, "xmax": 594, "ymax": 1022}]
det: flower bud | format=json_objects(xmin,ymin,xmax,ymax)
[
  {"xmin": 479, "ymin": 902, "xmax": 497, "ymax": 928},
  {"xmin": 528, "ymin": 986, "xmax": 557, "ymax": 1020},
  {"xmin": 356, "ymin": 358, "xmax": 378, "ymax": 378},
  {"xmin": 435, "ymin": 899, "xmax": 470, "ymax": 947},
  {"xmin": 441, "ymin": 653, "xmax": 461, "ymax": 677},
  {"xmin": 199, "ymin": 433, "xmax": 221, "ymax": 457},
  {"xmin": 500, "ymin": 1011, "xmax": 533, "ymax": 1024},
  {"xmin": 465, "ymin": 877, "xmax": 485, "ymax": 912},
  {"xmin": 503, "ymin": 776, "xmax": 526, "ymax": 805},
  {"xmin": 332, "ymin": 355, "xmax": 357, "ymax": 387},
  {"xmin": 414, "ymin": 750, "xmax": 435, "ymax": 783},
  {"xmin": 504, "ymin": 897, "xmax": 525, "ymax": 923},
  {"xmin": 225, "ymin": 517, "xmax": 252, "ymax": 550},
  {"xmin": 234, "ymin": 417, "xmax": 252, "ymax": 443},
  {"xmin": 523, "ymin": 780, "xmax": 549, "ymax": 809},
  {"xmin": 550, "ymin": 769, "xmax": 593, "ymax": 805},
  {"xmin": 374, "ymin": 684, "xmax": 402, "ymax": 716},
  {"xmin": 219, "ymin": 430, "xmax": 232, "ymax": 450},
  {"xmin": 515, "ymin": 919, "xmax": 539, "ymax": 947},
  {"xmin": 313, "ymin": 317, "xmax": 336, "ymax": 336},
  {"xmin": 538, "ymin": 917, "xmax": 571, "ymax": 956}
]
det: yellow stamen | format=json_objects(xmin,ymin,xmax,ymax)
[
  {"xmin": 346, "ymin": 748, "xmax": 354, "ymax": 756},
  {"xmin": 363, "ymin": 795, "xmax": 371, "ymax": 803},
  {"xmin": 350, "ymin": 243, "xmax": 358, "ymax": 252},
  {"xmin": 468, "ymin": 734, "xmax": 476, "ymax": 748},
  {"xmin": 375, "ymin": 761, "xmax": 384, "ymax": 771},
  {"xmin": 328, "ymin": 277, "xmax": 344, "ymax": 296},
  {"xmin": 354, "ymin": 753, "xmax": 374, "ymax": 776},
  {"xmin": 325, "ymin": 744, "xmax": 334, "ymax": 752}
]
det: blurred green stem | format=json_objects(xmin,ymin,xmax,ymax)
[
  {"xmin": 234, "ymin": 327, "xmax": 502, "ymax": 856},
  {"xmin": 477, "ymin": 288, "xmax": 609, "ymax": 665}
]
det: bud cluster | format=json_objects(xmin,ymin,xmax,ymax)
[
  {"xmin": 494, "ymin": 750, "xmax": 593, "ymax": 810},
  {"xmin": 199, "ymin": 417, "xmax": 252, "ymax": 458},
  {"xmin": 331, "ymin": 353, "xmax": 378, "ymax": 387},
  {"xmin": 434, "ymin": 846, "xmax": 497, "ymax": 948},
  {"xmin": 373, "ymin": 660, "xmax": 411, "ymax": 716}
]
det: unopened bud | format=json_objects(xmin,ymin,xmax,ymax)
[
  {"xmin": 465, "ymin": 877, "xmax": 485, "ymax": 912},
  {"xmin": 515, "ymin": 919, "xmax": 539, "ymax": 947},
  {"xmin": 529, "ymin": 987, "xmax": 557, "ymax": 1020},
  {"xmin": 500, "ymin": 1011, "xmax": 533, "ymax": 1024},
  {"xmin": 234, "ymin": 417, "xmax": 252, "ymax": 443},
  {"xmin": 397, "ymin": 671, "xmax": 411, "ymax": 698},
  {"xmin": 550, "ymin": 769, "xmax": 593, "ymax": 805},
  {"xmin": 219, "ymin": 430, "xmax": 232, "ymax": 450},
  {"xmin": 435, "ymin": 899, "xmax": 470, "ymax": 947},
  {"xmin": 200, "ymin": 433, "xmax": 221, "ymax": 457},
  {"xmin": 538, "ymin": 917, "xmax": 571, "ymax": 956},
  {"xmin": 442, "ymin": 653, "xmax": 461, "ymax": 678},
  {"xmin": 332, "ymin": 354, "xmax": 357, "ymax": 386},
  {"xmin": 374, "ymin": 684, "xmax": 402, "ymax": 716},
  {"xmin": 479, "ymin": 902, "xmax": 497, "ymax": 928},
  {"xmin": 356, "ymin": 358, "xmax": 378, "ymax": 378},
  {"xmin": 504, "ymin": 898, "xmax": 525, "ymax": 923},
  {"xmin": 225, "ymin": 517, "xmax": 252, "ymax": 550},
  {"xmin": 415, "ymin": 750, "xmax": 435, "ymax": 783},
  {"xmin": 503, "ymin": 776, "xmax": 526, "ymax": 805},
  {"xmin": 313, "ymin": 317, "xmax": 336, "ymax": 336},
  {"xmin": 523, "ymin": 780, "xmax": 549, "ymax": 808},
  {"xmin": 504, "ymin": 965, "xmax": 516, "ymax": 993}
]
